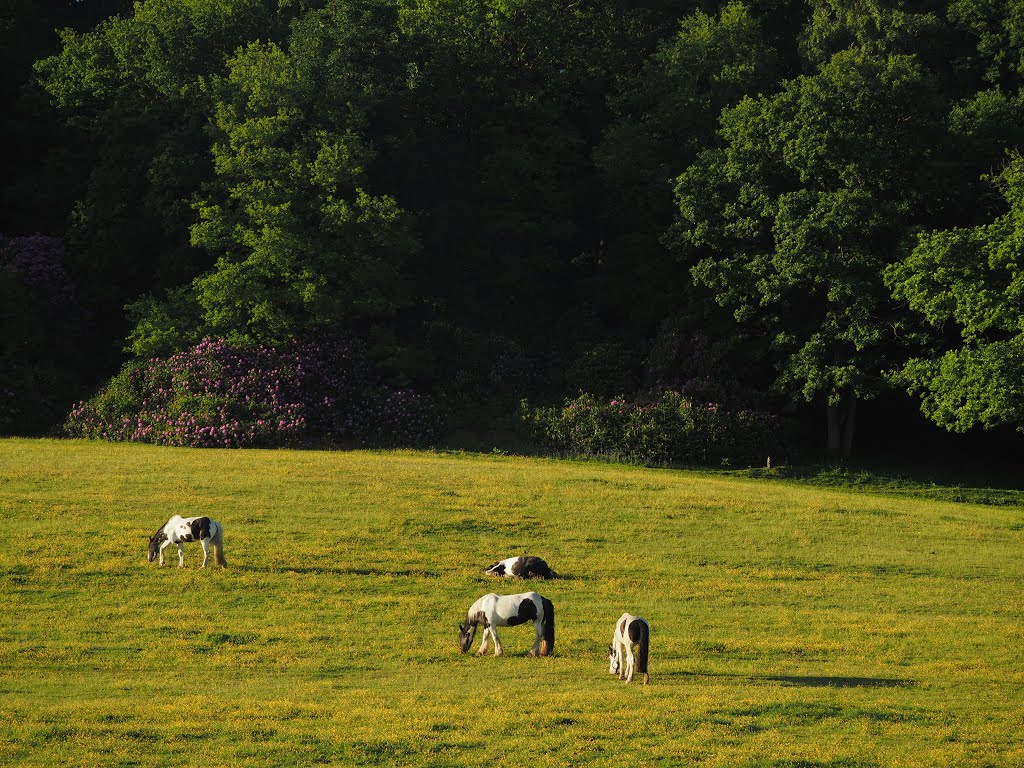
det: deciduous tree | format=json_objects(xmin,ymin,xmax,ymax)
[
  {"xmin": 669, "ymin": 46, "xmax": 949, "ymax": 456},
  {"xmin": 886, "ymin": 154, "xmax": 1024, "ymax": 433},
  {"xmin": 131, "ymin": 0, "xmax": 418, "ymax": 367}
]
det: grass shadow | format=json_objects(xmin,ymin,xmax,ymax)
[
  {"xmin": 243, "ymin": 565, "xmax": 442, "ymax": 578},
  {"xmin": 479, "ymin": 572, "xmax": 585, "ymax": 582},
  {"xmin": 658, "ymin": 670, "xmax": 915, "ymax": 689},
  {"xmin": 761, "ymin": 675, "xmax": 915, "ymax": 689},
  {"xmin": 735, "ymin": 462, "xmax": 1024, "ymax": 506}
]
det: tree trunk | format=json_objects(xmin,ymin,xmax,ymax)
[
  {"xmin": 841, "ymin": 394, "xmax": 857, "ymax": 458},
  {"xmin": 826, "ymin": 403, "xmax": 842, "ymax": 457},
  {"xmin": 825, "ymin": 391, "xmax": 857, "ymax": 459}
]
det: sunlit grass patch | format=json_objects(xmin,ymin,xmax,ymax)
[{"xmin": 0, "ymin": 438, "xmax": 1022, "ymax": 766}]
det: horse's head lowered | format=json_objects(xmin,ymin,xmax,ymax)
[
  {"xmin": 458, "ymin": 620, "xmax": 477, "ymax": 653},
  {"xmin": 148, "ymin": 530, "xmax": 167, "ymax": 562},
  {"xmin": 608, "ymin": 644, "xmax": 620, "ymax": 675}
]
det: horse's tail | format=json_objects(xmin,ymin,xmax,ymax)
[
  {"xmin": 212, "ymin": 522, "xmax": 227, "ymax": 567},
  {"xmin": 636, "ymin": 620, "xmax": 650, "ymax": 679},
  {"xmin": 540, "ymin": 596, "xmax": 555, "ymax": 656}
]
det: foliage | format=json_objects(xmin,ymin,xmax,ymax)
[
  {"xmin": 592, "ymin": 1, "xmax": 780, "ymax": 350},
  {"xmin": 949, "ymin": 0, "xmax": 1024, "ymax": 86},
  {"xmin": 644, "ymin": 320, "xmax": 772, "ymax": 407},
  {"xmin": 667, "ymin": 33, "xmax": 959, "ymax": 456},
  {"xmin": 414, "ymin": 322, "xmax": 544, "ymax": 410},
  {"xmin": 598, "ymin": 1, "xmax": 778, "ymax": 221},
  {"xmin": 798, "ymin": 0, "xmax": 947, "ymax": 66},
  {"xmin": 394, "ymin": 0, "xmax": 655, "ymax": 351},
  {"xmin": 672, "ymin": 47, "xmax": 948, "ymax": 406},
  {"xmin": 178, "ymin": 0, "xmax": 418, "ymax": 350},
  {"xmin": 64, "ymin": 337, "xmax": 442, "ymax": 448},
  {"xmin": 885, "ymin": 153, "xmax": 1024, "ymax": 432},
  {"xmin": 33, "ymin": 0, "xmax": 285, "ymax": 336},
  {"xmin": 9, "ymin": 0, "xmax": 1024, "ymax": 461},
  {"xmin": 561, "ymin": 341, "xmax": 639, "ymax": 399},
  {"xmin": 522, "ymin": 390, "xmax": 781, "ymax": 467}
]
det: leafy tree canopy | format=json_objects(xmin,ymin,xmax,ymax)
[
  {"xmin": 886, "ymin": 153, "xmax": 1024, "ymax": 432},
  {"xmin": 9, "ymin": 0, "xmax": 1024, "ymax": 460},
  {"xmin": 130, "ymin": 0, "xmax": 418, "ymax": 361},
  {"xmin": 668, "ymin": 41, "xmax": 953, "ymax": 453}
]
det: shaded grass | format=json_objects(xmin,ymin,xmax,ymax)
[
  {"xmin": 734, "ymin": 463, "xmax": 1024, "ymax": 507},
  {"xmin": 0, "ymin": 438, "xmax": 1022, "ymax": 766}
]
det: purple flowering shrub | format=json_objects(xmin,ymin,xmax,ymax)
[
  {"xmin": 0, "ymin": 235, "xmax": 77, "ymax": 305},
  {"xmin": 64, "ymin": 338, "xmax": 443, "ymax": 448},
  {"xmin": 363, "ymin": 388, "xmax": 444, "ymax": 448},
  {"xmin": 522, "ymin": 391, "xmax": 781, "ymax": 467}
]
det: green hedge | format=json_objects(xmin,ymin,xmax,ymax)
[{"xmin": 522, "ymin": 391, "xmax": 781, "ymax": 468}]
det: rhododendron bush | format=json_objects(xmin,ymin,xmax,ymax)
[
  {"xmin": 522, "ymin": 391, "xmax": 781, "ymax": 468},
  {"xmin": 64, "ymin": 338, "xmax": 442, "ymax": 448}
]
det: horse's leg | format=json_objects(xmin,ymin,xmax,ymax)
[
  {"xmin": 200, "ymin": 539, "xmax": 210, "ymax": 568},
  {"xmin": 177, "ymin": 542, "xmax": 185, "ymax": 568},
  {"xmin": 491, "ymin": 627, "xmax": 503, "ymax": 657},
  {"xmin": 528, "ymin": 620, "xmax": 542, "ymax": 657},
  {"xmin": 616, "ymin": 641, "xmax": 627, "ymax": 680},
  {"xmin": 158, "ymin": 539, "xmax": 172, "ymax": 567},
  {"xmin": 476, "ymin": 627, "xmax": 490, "ymax": 656},
  {"xmin": 624, "ymin": 642, "xmax": 636, "ymax": 683}
]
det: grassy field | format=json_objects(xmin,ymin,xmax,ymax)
[{"xmin": 0, "ymin": 438, "xmax": 1022, "ymax": 767}]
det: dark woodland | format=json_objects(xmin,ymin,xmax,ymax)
[{"xmin": 3, "ymin": 0, "xmax": 1024, "ymax": 470}]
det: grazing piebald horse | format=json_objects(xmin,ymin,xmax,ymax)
[
  {"xmin": 459, "ymin": 592, "xmax": 554, "ymax": 657},
  {"xmin": 608, "ymin": 613, "xmax": 650, "ymax": 684},
  {"xmin": 484, "ymin": 555, "xmax": 553, "ymax": 579},
  {"xmin": 148, "ymin": 515, "xmax": 226, "ymax": 568}
]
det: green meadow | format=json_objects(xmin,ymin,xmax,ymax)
[{"xmin": 1, "ymin": 439, "xmax": 1022, "ymax": 767}]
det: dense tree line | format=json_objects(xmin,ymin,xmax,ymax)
[{"xmin": 3, "ymin": 0, "xmax": 1024, "ymax": 459}]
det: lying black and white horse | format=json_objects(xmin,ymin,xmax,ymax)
[
  {"xmin": 609, "ymin": 612, "xmax": 650, "ymax": 684},
  {"xmin": 484, "ymin": 555, "xmax": 553, "ymax": 579},
  {"xmin": 459, "ymin": 592, "xmax": 554, "ymax": 657},
  {"xmin": 148, "ymin": 515, "xmax": 226, "ymax": 568}
]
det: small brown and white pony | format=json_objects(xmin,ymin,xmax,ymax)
[
  {"xmin": 608, "ymin": 613, "xmax": 650, "ymax": 684},
  {"xmin": 459, "ymin": 592, "xmax": 554, "ymax": 657},
  {"xmin": 148, "ymin": 515, "xmax": 226, "ymax": 568}
]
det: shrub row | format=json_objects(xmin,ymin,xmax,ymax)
[
  {"xmin": 64, "ymin": 338, "xmax": 442, "ymax": 449},
  {"xmin": 522, "ymin": 391, "xmax": 780, "ymax": 468}
]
